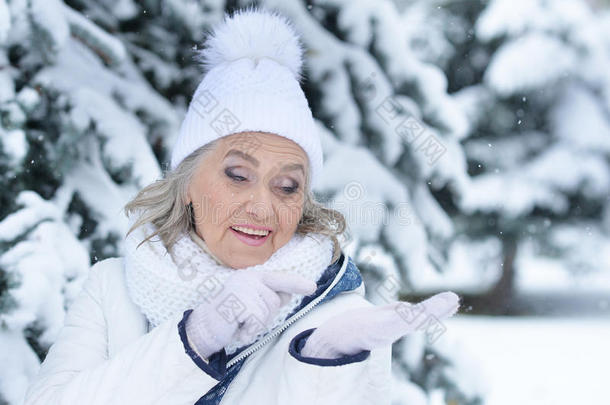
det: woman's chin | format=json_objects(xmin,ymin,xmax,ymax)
[{"xmin": 224, "ymin": 248, "xmax": 272, "ymax": 269}]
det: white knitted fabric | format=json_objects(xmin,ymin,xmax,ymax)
[
  {"xmin": 124, "ymin": 217, "xmax": 334, "ymax": 355},
  {"xmin": 170, "ymin": 7, "xmax": 323, "ymax": 189}
]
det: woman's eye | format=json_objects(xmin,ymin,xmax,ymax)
[
  {"xmin": 278, "ymin": 182, "xmax": 299, "ymax": 195},
  {"xmin": 225, "ymin": 167, "xmax": 248, "ymax": 182},
  {"xmin": 271, "ymin": 176, "xmax": 300, "ymax": 195}
]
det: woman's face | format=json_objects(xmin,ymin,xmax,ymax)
[{"xmin": 187, "ymin": 131, "xmax": 308, "ymax": 269}]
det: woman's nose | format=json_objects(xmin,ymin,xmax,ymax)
[{"xmin": 243, "ymin": 186, "xmax": 274, "ymax": 222}]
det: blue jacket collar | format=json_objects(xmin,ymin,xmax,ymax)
[{"xmin": 286, "ymin": 252, "xmax": 363, "ymax": 317}]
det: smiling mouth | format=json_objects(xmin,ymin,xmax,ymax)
[
  {"xmin": 229, "ymin": 225, "xmax": 272, "ymax": 245},
  {"xmin": 231, "ymin": 225, "xmax": 270, "ymax": 237}
]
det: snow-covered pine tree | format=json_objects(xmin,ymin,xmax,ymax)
[
  {"xmin": 0, "ymin": 0, "xmax": 178, "ymax": 402},
  {"xmin": 414, "ymin": 0, "xmax": 610, "ymax": 310},
  {"xmin": 0, "ymin": 0, "xmax": 484, "ymax": 403}
]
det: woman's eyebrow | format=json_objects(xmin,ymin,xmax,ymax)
[
  {"xmin": 224, "ymin": 149, "xmax": 304, "ymax": 175},
  {"xmin": 280, "ymin": 163, "xmax": 304, "ymax": 175},
  {"xmin": 224, "ymin": 149, "xmax": 259, "ymax": 166}
]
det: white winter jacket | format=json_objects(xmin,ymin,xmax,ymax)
[{"xmin": 23, "ymin": 252, "xmax": 392, "ymax": 404}]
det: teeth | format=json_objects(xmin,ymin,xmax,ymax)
[{"xmin": 231, "ymin": 226, "xmax": 270, "ymax": 236}]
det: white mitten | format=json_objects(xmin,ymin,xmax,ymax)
[
  {"xmin": 301, "ymin": 291, "xmax": 460, "ymax": 359},
  {"xmin": 186, "ymin": 269, "xmax": 317, "ymax": 359}
]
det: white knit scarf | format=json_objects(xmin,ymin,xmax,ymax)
[{"xmin": 123, "ymin": 217, "xmax": 334, "ymax": 355}]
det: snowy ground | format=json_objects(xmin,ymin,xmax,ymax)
[{"xmin": 442, "ymin": 315, "xmax": 610, "ymax": 405}]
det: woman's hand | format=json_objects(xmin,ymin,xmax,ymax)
[
  {"xmin": 300, "ymin": 291, "xmax": 460, "ymax": 359},
  {"xmin": 186, "ymin": 269, "xmax": 317, "ymax": 359}
]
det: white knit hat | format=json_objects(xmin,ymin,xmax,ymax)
[{"xmin": 170, "ymin": 7, "xmax": 323, "ymax": 189}]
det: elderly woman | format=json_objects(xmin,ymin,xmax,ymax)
[{"xmin": 23, "ymin": 8, "xmax": 459, "ymax": 405}]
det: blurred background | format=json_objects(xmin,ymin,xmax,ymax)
[{"xmin": 0, "ymin": 0, "xmax": 609, "ymax": 404}]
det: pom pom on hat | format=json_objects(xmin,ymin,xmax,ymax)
[{"xmin": 196, "ymin": 6, "xmax": 305, "ymax": 82}]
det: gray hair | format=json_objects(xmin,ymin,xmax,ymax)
[{"xmin": 123, "ymin": 140, "xmax": 346, "ymax": 264}]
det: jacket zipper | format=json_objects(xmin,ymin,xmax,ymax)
[{"xmin": 225, "ymin": 255, "xmax": 349, "ymax": 368}]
